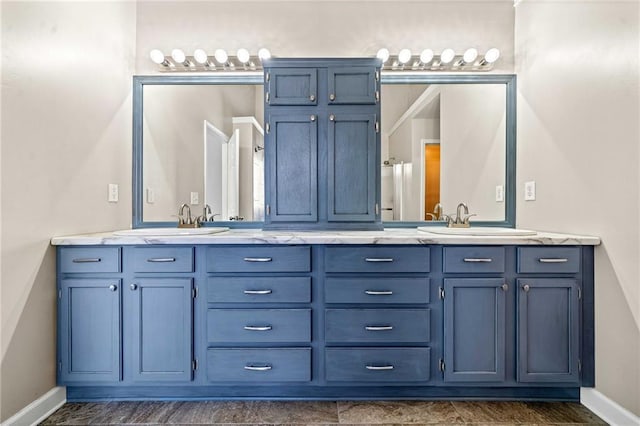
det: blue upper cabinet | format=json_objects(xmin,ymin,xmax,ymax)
[
  {"xmin": 265, "ymin": 113, "xmax": 318, "ymax": 223},
  {"xmin": 328, "ymin": 113, "xmax": 377, "ymax": 222},
  {"xmin": 266, "ymin": 68, "xmax": 318, "ymax": 106},
  {"xmin": 328, "ymin": 67, "xmax": 378, "ymax": 105},
  {"xmin": 263, "ymin": 58, "xmax": 382, "ymax": 229},
  {"xmin": 517, "ymin": 278, "xmax": 580, "ymax": 383}
]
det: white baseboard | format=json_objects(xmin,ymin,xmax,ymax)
[
  {"xmin": 2, "ymin": 386, "xmax": 66, "ymax": 426},
  {"xmin": 581, "ymin": 388, "xmax": 640, "ymax": 426}
]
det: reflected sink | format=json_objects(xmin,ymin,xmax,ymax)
[
  {"xmin": 113, "ymin": 227, "xmax": 229, "ymax": 236},
  {"xmin": 417, "ymin": 227, "xmax": 537, "ymax": 236}
]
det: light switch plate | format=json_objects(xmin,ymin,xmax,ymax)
[
  {"xmin": 108, "ymin": 184, "xmax": 119, "ymax": 203},
  {"xmin": 495, "ymin": 185, "xmax": 504, "ymax": 202},
  {"xmin": 190, "ymin": 191, "xmax": 199, "ymax": 205},
  {"xmin": 524, "ymin": 181, "xmax": 536, "ymax": 201}
]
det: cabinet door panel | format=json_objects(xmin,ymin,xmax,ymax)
[
  {"xmin": 267, "ymin": 113, "xmax": 318, "ymax": 222},
  {"xmin": 328, "ymin": 67, "xmax": 377, "ymax": 104},
  {"xmin": 328, "ymin": 113, "xmax": 376, "ymax": 222},
  {"xmin": 517, "ymin": 279, "xmax": 580, "ymax": 383},
  {"xmin": 268, "ymin": 68, "xmax": 317, "ymax": 106},
  {"xmin": 128, "ymin": 278, "xmax": 193, "ymax": 382},
  {"xmin": 444, "ymin": 279, "xmax": 506, "ymax": 383},
  {"xmin": 59, "ymin": 279, "xmax": 120, "ymax": 383}
]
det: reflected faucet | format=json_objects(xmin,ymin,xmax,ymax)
[
  {"xmin": 426, "ymin": 203, "xmax": 444, "ymax": 221},
  {"xmin": 200, "ymin": 204, "xmax": 212, "ymax": 223}
]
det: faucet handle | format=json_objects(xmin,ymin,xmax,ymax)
[{"xmin": 462, "ymin": 213, "xmax": 477, "ymax": 225}]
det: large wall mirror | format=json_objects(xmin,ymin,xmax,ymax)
[{"xmin": 133, "ymin": 74, "xmax": 515, "ymax": 228}]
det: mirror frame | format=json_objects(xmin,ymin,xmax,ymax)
[{"xmin": 132, "ymin": 73, "xmax": 515, "ymax": 228}]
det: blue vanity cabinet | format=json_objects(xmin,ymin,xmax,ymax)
[
  {"xmin": 263, "ymin": 58, "xmax": 382, "ymax": 230},
  {"xmin": 58, "ymin": 247, "xmax": 122, "ymax": 383}
]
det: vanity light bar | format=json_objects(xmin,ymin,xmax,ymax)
[
  {"xmin": 377, "ymin": 48, "xmax": 500, "ymax": 71},
  {"xmin": 150, "ymin": 48, "xmax": 271, "ymax": 72}
]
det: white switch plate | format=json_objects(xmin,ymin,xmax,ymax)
[
  {"xmin": 524, "ymin": 181, "xmax": 536, "ymax": 201},
  {"xmin": 108, "ymin": 184, "xmax": 119, "ymax": 203},
  {"xmin": 190, "ymin": 191, "xmax": 199, "ymax": 205},
  {"xmin": 495, "ymin": 185, "xmax": 504, "ymax": 202},
  {"xmin": 146, "ymin": 188, "xmax": 155, "ymax": 204}
]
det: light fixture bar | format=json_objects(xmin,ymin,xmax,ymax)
[{"xmin": 378, "ymin": 48, "xmax": 500, "ymax": 72}]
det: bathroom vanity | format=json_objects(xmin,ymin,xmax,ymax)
[{"xmin": 52, "ymin": 230, "xmax": 598, "ymax": 401}]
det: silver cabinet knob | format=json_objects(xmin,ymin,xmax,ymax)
[
  {"xmin": 309, "ymin": 94, "xmax": 316, "ymax": 101},
  {"xmin": 501, "ymin": 283, "xmax": 508, "ymax": 292},
  {"xmin": 329, "ymin": 93, "xmax": 336, "ymax": 101},
  {"xmin": 130, "ymin": 283, "xmax": 138, "ymax": 291},
  {"xmin": 109, "ymin": 284, "xmax": 117, "ymax": 292},
  {"xmin": 329, "ymin": 114, "xmax": 335, "ymax": 121},
  {"xmin": 310, "ymin": 115, "xmax": 316, "ymax": 122},
  {"xmin": 523, "ymin": 284, "xmax": 530, "ymax": 292}
]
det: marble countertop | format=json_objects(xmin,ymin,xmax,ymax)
[{"xmin": 51, "ymin": 228, "xmax": 601, "ymax": 246}]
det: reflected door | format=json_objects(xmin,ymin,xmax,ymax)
[{"xmin": 424, "ymin": 144, "xmax": 441, "ymax": 220}]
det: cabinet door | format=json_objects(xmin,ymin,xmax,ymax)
[
  {"xmin": 517, "ymin": 279, "xmax": 580, "ymax": 383},
  {"xmin": 328, "ymin": 113, "xmax": 377, "ymax": 222},
  {"xmin": 267, "ymin": 113, "xmax": 318, "ymax": 222},
  {"xmin": 328, "ymin": 67, "xmax": 378, "ymax": 104},
  {"xmin": 128, "ymin": 278, "xmax": 193, "ymax": 382},
  {"xmin": 444, "ymin": 279, "xmax": 507, "ymax": 382},
  {"xmin": 267, "ymin": 68, "xmax": 317, "ymax": 106},
  {"xmin": 59, "ymin": 279, "xmax": 120, "ymax": 383}
]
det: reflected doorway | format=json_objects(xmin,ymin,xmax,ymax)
[{"xmin": 422, "ymin": 139, "xmax": 441, "ymax": 220}]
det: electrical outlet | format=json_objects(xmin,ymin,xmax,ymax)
[
  {"xmin": 108, "ymin": 184, "xmax": 119, "ymax": 203},
  {"xmin": 190, "ymin": 191, "xmax": 199, "ymax": 205},
  {"xmin": 524, "ymin": 181, "xmax": 536, "ymax": 201},
  {"xmin": 146, "ymin": 188, "xmax": 155, "ymax": 204},
  {"xmin": 495, "ymin": 185, "xmax": 504, "ymax": 202}
]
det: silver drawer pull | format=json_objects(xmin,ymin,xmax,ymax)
[
  {"xmin": 365, "ymin": 290, "xmax": 393, "ymax": 296},
  {"xmin": 72, "ymin": 258, "xmax": 102, "ymax": 263},
  {"xmin": 365, "ymin": 325, "xmax": 394, "ymax": 331},
  {"xmin": 538, "ymin": 258, "xmax": 569, "ymax": 263},
  {"xmin": 463, "ymin": 258, "xmax": 493, "ymax": 263},
  {"xmin": 243, "ymin": 257, "xmax": 273, "ymax": 262},
  {"xmin": 244, "ymin": 365, "xmax": 272, "ymax": 371},
  {"xmin": 147, "ymin": 258, "xmax": 176, "ymax": 263},
  {"xmin": 244, "ymin": 325, "xmax": 272, "ymax": 331},
  {"xmin": 243, "ymin": 290, "xmax": 273, "ymax": 295},
  {"xmin": 365, "ymin": 258, "xmax": 394, "ymax": 262},
  {"xmin": 365, "ymin": 365, "xmax": 394, "ymax": 371}
]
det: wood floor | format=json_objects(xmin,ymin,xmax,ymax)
[{"xmin": 41, "ymin": 400, "xmax": 607, "ymax": 425}]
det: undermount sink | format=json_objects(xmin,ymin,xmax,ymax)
[
  {"xmin": 113, "ymin": 227, "xmax": 229, "ymax": 236},
  {"xmin": 417, "ymin": 227, "xmax": 537, "ymax": 236}
]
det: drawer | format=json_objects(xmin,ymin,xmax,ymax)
[
  {"xmin": 207, "ymin": 309, "xmax": 311, "ymax": 343},
  {"xmin": 518, "ymin": 247, "xmax": 581, "ymax": 274},
  {"xmin": 207, "ymin": 348, "xmax": 311, "ymax": 382},
  {"xmin": 325, "ymin": 309, "xmax": 430, "ymax": 343},
  {"xmin": 325, "ymin": 247, "xmax": 430, "ymax": 273},
  {"xmin": 325, "ymin": 348, "xmax": 431, "ymax": 382},
  {"xmin": 207, "ymin": 246, "xmax": 310, "ymax": 273},
  {"xmin": 59, "ymin": 247, "xmax": 121, "ymax": 273},
  {"xmin": 443, "ymin": 247, "xmax": 505, "ymax": 273},
  {"xmin": 208, "ymin": 277, "xmax": 311, "ymax": 303},
  {"xmin": 131, "ymin": 247, "xmax": 194, "ymax": 273},
  {"xmin": 325, "ymin": 277, "xmax": 429, "ymax": 304}
]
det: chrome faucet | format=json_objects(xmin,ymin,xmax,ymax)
[
  {"xmin": 178, "ymin": 203, "xmax": 200, "ymax": 228},
  {"xmin": 199, "ymin": 204, "xmax": 212, "ymax": 223},
  {"xmin": 425, "ymin": 202, "xmax": 445, "ymax": 221},
  {"xmin": 444, "ymin": 202, "xmax": 476, "ymax": 228}
]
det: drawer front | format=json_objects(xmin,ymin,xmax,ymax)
[
  {"xmin": 325, "ymin": 309, "xmax": 430, "ymax": 343},
  {"xmin": 208, "ymin": 277, "xmax": 311, "ymax": 303},
  {"xmin": 59, "ymin": 247, "xmax": 121, "ymax": 273},
  {"xmin": 443, "ymin": 247, "xmax": 506, "ymax": 273},
  {"xmin": 207, "ymin": 309, "xmax": 311, "ymax": 343},
  {"xmin": 207, "ymin": 246, "xmax": 310, "ymax": 273},
  {"xmin": 325, "ymin": 247, "xmax": 430, "ymax": 273},
  {"xmin": 325, "ymin": 348, "xmax": 431, "ymax": 382},
  {"xmin": 518, "ymin": 247, "xmax": 581, "ymax": 274},
  {"xmin": 325, "ymin": 278, "xmax": 429, "ymax": 304},
  {"xmin": 131, "ymin": 247, "xmax": 194, "ymax": 273},
  {"xmin": 207, "ymin": 348, "xmax": 311, "ymax": 382}
]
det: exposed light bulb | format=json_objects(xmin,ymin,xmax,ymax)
[
  {"xmin": 237, "ymin": 48, "xmax": 251, "ymax": 64},
  {"xmin": 483, "ymin": 48, "xmax": 500, "ymax": 64},
  {"xmin": 463, "ymin": 48, "xmax": 478, "ymax": 64},
  {"xmin": 376, "ymin": 48, "xmax": 390, "ymax": 63},
  {"xmin": 398, "ymin": 49, "xmax": 412, "ymax": 64},
  {"xmin": 214, "ymin": 49, "xmax": 228, "ymax": 64},
  {"xmin": 258, "ymin": 48, "xmax": 271, "ymax": 61},
  {"xmin": 440, "ymin": 48, "xmax": 455, "ymax": 64},
  {"xmin": 193, "ymin": 49, "xmax": 209, "ymax": 65},
  {"xmin": 171, "ymin": 48, "xmax": 186, "ymax": 64},
  {"xmin": 419, "ymin": 49, "xmax": 434, "ymax": 64},
  {"xmin": 150, "ymin": 49, "xmax": 166, "ymax": 65}
]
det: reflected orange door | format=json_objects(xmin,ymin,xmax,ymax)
[{"xmin": 424, "ymin": 145, "xmax": 441, "ymax": 220}]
